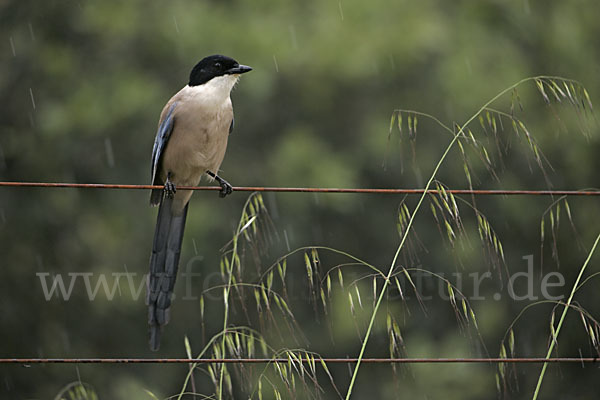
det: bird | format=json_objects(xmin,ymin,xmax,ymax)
[{"xmin": 147, "ymin": 55, "xmax": 252, "ymax": 351}]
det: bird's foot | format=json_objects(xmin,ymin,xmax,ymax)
[
  {"xmin": 164, "ymin": 175, "xmax": 176, "ymax": 199},
  {"xmin": 218, "ymin": 180, "xmax": 233, "ymax": 198},
  {"xmin": 206, "ymin": 171, "xmax": 233, "ymax": 198}
]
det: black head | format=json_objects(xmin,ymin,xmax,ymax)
[{"xmin": 188, "ymin": 55, "xmax": 252, "ymax": 86}]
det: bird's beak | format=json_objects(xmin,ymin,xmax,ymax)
[{"xmin": 226, "ymin": 64, "xmax": 253, "ymax": 75}]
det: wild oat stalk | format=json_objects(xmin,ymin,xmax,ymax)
[
  {"xmin": 250, "ymin": 349, "xmax": 342, "ymax": 400},
  {"xmin": 496, "ymin": 299, "xmax": 600, "ymax": 395},
  {"xmin": 344, "ymin": 76, "xmax": 580, "ymax": 399},
  {"xmin": 54, "ymin": 382, "xmax": 98, "ymax": 400},
  {"xmin": 172, "ymin": 76, "xmax": 591, "ymax": 399},
  {"xmin": 174, "ymin": 193, "xmax": 267, "ymax": 400},
  {"xmin": 178, "ymin": 326, "xmax": 268, "ymax": 399},
  {"xmin": 531, "ymin": 233, "xmax": 600, "ymax": 400},
  {"xmin": 217, "ymin": 193, "xmax": 266, "ymax": 399}
]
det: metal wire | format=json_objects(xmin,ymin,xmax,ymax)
[
  {"xmin": 1, "ymin": 181, "xmax": 598, "ymax": 367},
  {"xmin": 0, "ymin": 181, "xmax": 598, "ymax": 195},
  {"xmin": 0, "ymin": 357, "xmax": 597, "ymax": 364}
]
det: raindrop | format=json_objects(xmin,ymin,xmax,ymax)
[
  {"xmin": 523, "ymin": 0, "xmax": 531, "ymax": 14},
  {"xmin": 173, "ymin": 16, "xmax": 180, "ymax": 34},
  {"xmin": 4, "ymin": 376, "xmax": 11, "ymax": 391},
  {"xmin": 0, "ymin": 208, "xmax": 5, "ymax": 225},
  {"xmin": 338, "ymin": 1, "xmax": 344, "ymax": 20},
  {"xmin": 388, "ymin": 54, "xmax": 396, "ymax": 69},
  {"xmin": 28, "ymin": 22, "xmax": 35, "ymax": 41},
  {"xmin": 192, "ymin": 237, "xmax": 198, "ymax": 255},
  {"xmin": 313, "ymin": 192, "xmax": 319, "ymax": 205},
  {"xmin": 104, "ymin": 137, "xmax": 115, "ymax": 167},
  {"xmin": 28, "ymin": 112, "xmax": 35, "ymax": 127},
  {"xmin": 9, "ymin": 36, "xmax": 16, "ymax": 56},
  {"xmin": 288, "ymin": 25, "xmax": 298, "ymax": 50},
  {"xmin": 29, "ymin": 88, "xmax": 36, "ymax": 110},
  {"xmin": 116, "ymin": 272, "xmax": 123, "ymax": 297},
  {"xmin": 272, "ymin": 54, "xmax": 279, "ymax": 72},
  {"xmin": 464, "ymin": 57, "xmax": 472, "ymax": 75},
  {"xmin": 283, "ymin": 229, "xmax": 291, "ymax": 252}
]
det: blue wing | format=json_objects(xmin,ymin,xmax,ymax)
[
  {"xmin": 150, "ymin": 102, "xmax": 177, "ymax": 205},
  {"xmin": 151, "ymin": 102, "xmax": 177, "ymax": 184}
]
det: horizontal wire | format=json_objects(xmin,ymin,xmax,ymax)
[
  {"xmin": 1, "ymin": 183, "xmax": 597, "ymax": 367},
  {"xmin": 1, "ymin": 184, "xmax": 595, "ymax": 367},
  {"xmin": 0, "ymin": 181, "xmax": 598, "ymax": 196},
  {"xmin": 0, "ymin": 357, "xmax": 597, "ymax": 364}
]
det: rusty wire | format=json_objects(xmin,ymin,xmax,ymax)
[
  {"xmin": 0, "ymin": 357, "xmax": 597, "ymax": 364},
  {"xmin": 0, "ymin": 181, "xmax": 599, "ymax": 196},
  {"xmin": 1, "ymin": 181, "xmax": 598, "ymax": 367}
]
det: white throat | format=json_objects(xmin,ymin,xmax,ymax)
[{"xmin": 190, "ymin": 74, "xmax": 240, "ymax": 101}]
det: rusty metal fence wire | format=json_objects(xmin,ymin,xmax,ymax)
[{"xmin": 2, "ymin": 180, "xmax": 599, "ymax": 365}]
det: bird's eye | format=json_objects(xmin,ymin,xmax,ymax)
[{"xmin": 215, "ymin": 62, "xmax": 221, "ymax": 68}]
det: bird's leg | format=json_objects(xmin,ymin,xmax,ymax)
[
  {"xmin": 164, "ymin": 172, "xmax": 176, "ymax": 199},
  {"xmin": 206, "ymin": 170, "xmax": 233, "ymax": 198}
]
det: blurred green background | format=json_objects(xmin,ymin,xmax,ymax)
[{"xmin": 1, "ymin": 0, "xmax": 600, "ymax": 398}]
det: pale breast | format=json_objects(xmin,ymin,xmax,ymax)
[{"xmin": 159, "ymin": 86, "xmax": 233, "ymax": 186}]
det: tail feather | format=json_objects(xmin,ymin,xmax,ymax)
[
  {"xmin": 150, "ymin": 188, "xmax": 163, "ymax": 206},
  {"xmin": 147, "ymin": 195, "xmax": 188, "ymax": 351}
]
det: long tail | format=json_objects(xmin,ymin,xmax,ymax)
[{"xmin": 147, "ymin": 195, "xmax": 188, "ymax": 351}]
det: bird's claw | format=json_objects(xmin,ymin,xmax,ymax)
[
  {"xmin": 206, "ymin": 170, "xmax": 233, "ymax": 198},
  {"xmin": 219, "ymin": 180, "xmax": 233, "ymax": 198},
  {"xmin": 164, "ymin": 180, "xmax": 176, "ymax": 199}
]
